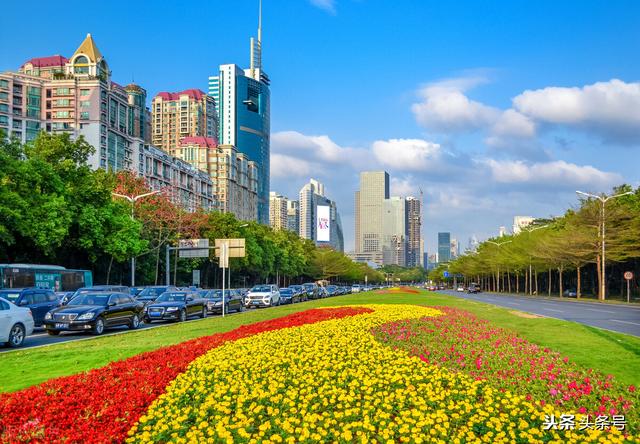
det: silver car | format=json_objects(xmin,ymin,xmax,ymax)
[{"xmin": 245, "ymin": 285, "xmax": 280, "ymax": 308}]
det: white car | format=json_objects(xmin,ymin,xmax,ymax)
[
  {"xmin": 351, "ymin": 285, "xmax": 361, "ymax": 293},
  {"xmin": 457, "ymin": 286, "xmax": 465, "ymax": 292},
  {"xmin": 245, "ymin": 284, "xmax": 280, "ymax": 308},
  {"xmin": 0, "ymin": 297, "xmax": 35, "ymax": 348}
]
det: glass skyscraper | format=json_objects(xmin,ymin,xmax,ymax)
[{"xmin": 438, "ymin": 232, "xmax": 451, "ymax": 263}]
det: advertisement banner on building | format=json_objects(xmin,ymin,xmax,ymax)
[{"xmin": 316, "ymin": 205, "xmax": 330, "ymax": 242}]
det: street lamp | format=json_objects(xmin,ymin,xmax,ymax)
[
  {"xmin": 112, "ymin": 190, "xmax": 161, "ymax": 287},
  {"xmin": 486, "ymin": 240, "xmax": 512, "ymax": 292},
  {"xmin": 576, "ymin": 190, "xmax": 633, "ymax": 300}
]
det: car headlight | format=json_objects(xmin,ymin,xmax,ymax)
[
  {"xmin": 44, "ymin": 312, "xmax": 53, "ymax": 320},
  {"xmin": 166, "ymin": 307, "xmax": 178, "ymax": 312},
  {"xmin": 143, "ymin": 306, "xmax": 148, "ymax": 312},
  {"xmin": 77, "ymin": 312, "xmax": 95, "ymax": 321}
]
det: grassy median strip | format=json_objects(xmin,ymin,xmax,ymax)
[{"xmin": 1, "ymin": 290, "xmax": 639, "ymax": 393}]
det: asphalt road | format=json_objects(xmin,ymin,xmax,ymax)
[
  {"xmin": 0, "ymin": 306, "xmax": 249, "ymax": 353},
  {"xmin": 439, "ymin": 290, "xmax": 640, "ymax": 337}
]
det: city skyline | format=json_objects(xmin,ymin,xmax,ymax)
[{"xmin": 1, "ymin": 1, "xmax": 639, "ymax": 253}]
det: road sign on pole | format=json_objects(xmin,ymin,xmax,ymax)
[
  {"xmin": 179, "ymin": 239, "xmax": 210, "ymax": 258},
  {"xmin": 192, "ymin": 270, "xmax": 200, "ymax": 286},
  {"xmin": 215, "ymin": 238, "xmax": 246, "ymax": 258},
  {"xmin": 624, "ymin": 271, "xmax": 633, "ymax": 303}
]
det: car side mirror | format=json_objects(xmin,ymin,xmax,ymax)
[
  {"xmin": 108, "ymin": 301, "xmax": 117, "ymax": 307},
  {"xmin": 19, "ymin": 300, "xmax": 29, "ymax": 306}
]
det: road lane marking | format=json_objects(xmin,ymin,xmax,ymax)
[
  {"xmin": 543, "ymin": 308, "xmax": 563, "ymax": 313},
  {"xmin": 609, "ymin": 319, "xmax": 640, "ymax": 326},
  {"xmin": 584, "ymin": 308, "xmax": 615, "ymax": 314}
]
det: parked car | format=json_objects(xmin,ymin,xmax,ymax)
[
  {"xmin": 129, "ymin": 287, "xmax": 146, "ymax": 296},
  {"xmin": 456, "ymin": 286, "xmax": 465, "ymax": 292},
  {"xmin": 302, "ymin": 282, "xmax": 319, "ymax": 299},
  {"xmin": 144, "ymin": 291, "xmax": 206, "ymax": 322},
  {"xmin": 326, "ymin": 285, "xmax": 339, "ymax": 296},
  {"xmin": 468, "ymin": 283, "xmax": 481, "ymax": 294},
  {"xmin": 563, "ymin": 288, "xmax": 578, "ymax": 298},
  {"xmin": 0, "ymin": 288, "xmax": 60, "ymax": 326},
  {"xmin": 289, "ymin": 285, "xmax": 307, "ymax": 301},
  {"xmin": 63, "ymin": 285, "xmax": 130, "ymax": 305},
  {"xmin": 351, "ymin": 284, "xmax": 362, "ymax": 293},
  {"xmin": 0, "ymin": 297, "xmax": 35, "ymax": 347},
  {"xmin": 279, "ymin": 288, "xmax": 301, "ymax": 304},
  {"xmin": 44, "ymin": 292, "xmax": 143, "ymax": 335},
  {"xmin": 202, "ymin": 289, "xmax": 244, "ymax": 314},
  {"xmin": 318, "ymin": 287, "xmax": 329, "ymax": 298},
  {"xmin": 137, "ymin": 286, "xmax": 178, "ymax": 301},
  {"xmin": 245, "ymin": 285, "xmax": 280, "ymax": 308}
]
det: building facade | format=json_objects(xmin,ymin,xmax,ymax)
[
  {"xmin": 151, "ymin": 89, "xmax": 216, "ymax": 155},
  {"xmin": 513, "ymin": 216, "xmax": 535, "ymax": 234},
  {"xmin": 354, "ymin": 171, "xmax": 390, "ymax": 265},
  {"xmin": 405, "ymin": 196, "xmax": 422, "ymax": 267},
  {"xmin": 437, "ymin": 232, "xmax": 451, "ymax": 264},
  {"xmin": 382, "ymin": 197, "xmax": 407, "ymax": 266},
  {"xmin": 269, "ymin": 192, "xmax": 288, "ymax": 230},
  {"xmin": 299, "ymin": 179, "xmax": 343, "ymax": 252},
  {"xmin": 286, "ymin": 200, "xmax": 299, "ymax": 233}
]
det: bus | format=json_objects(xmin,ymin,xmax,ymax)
[{"xmin": 0, "ymin": 264, "xmax": 93, "ymax": 292}]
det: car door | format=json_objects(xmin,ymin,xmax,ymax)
[
  {"xmin": 104, "ymin": 294, "xmax": 122, "ymax": 326},
  {"xmin": 30, "ymin": 291, "xmax": 51, "ymax": 326},
  {"xmin": 0, "ymin": 299, "xmax": 11, "ymax": 342}
]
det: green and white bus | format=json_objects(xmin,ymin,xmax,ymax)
[{"xmin": 0, "ymin": 264, "xmax": 93, "ymax": 291}]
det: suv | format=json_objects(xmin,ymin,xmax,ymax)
[
  {"xmin": 302, "ymin": 282, "xmax": 320, "ymax": 299},
  {"xmin": 245, "ymin": 285, "xmax": 280, "ymax": 308},
  {"xmin": 0, "ymin": 297, "xmax": 35, "ymax": 347},
  {"xmin": 0, "ymin": 288, "xmax": 60, "ymax": 326},
  {"xmin": 468, "ymin": 283, "xmax": 481, "ymax": 294}
]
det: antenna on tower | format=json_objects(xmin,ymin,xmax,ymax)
[
  {"xmin": 258, "ymin": 0, "xmax": 262, "ymax": 44},
  {"xmin": 250, "ymin": 0, "xmax": 263, "ymax": 74}
]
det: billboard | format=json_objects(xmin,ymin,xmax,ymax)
[{"xmin": 316, "ymin": 205, "xmax": 330, "ymax": 242}]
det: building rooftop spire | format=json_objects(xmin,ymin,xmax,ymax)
[{"xmin": 73, "ymin": 33, "xmax": 103, "ymax": 62}]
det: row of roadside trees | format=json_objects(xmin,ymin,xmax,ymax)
[
  {"xmin": 430, "ymin": 187, "xmax": 640, "ymax": 301},
  {"xmin": 0, "ymin": 132, "xmax": 384, "ymax": 287}
]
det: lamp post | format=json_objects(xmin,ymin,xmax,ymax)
[
  {"xmin": 486, "ymin": 240, "xmax": 512, "ymax": 292},
  {"xmin": 112, "ymin": 190, "xmax": 161, "ymax": 287},
  {"xmin": 576, "ymin": 190, "xmax": 633, "ymax": 300}
]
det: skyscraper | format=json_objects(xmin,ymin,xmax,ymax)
[
  {"xmin": 208, "ymin": 1, "xmax": 270, "ymax": 224},
  {"xmin": 354, "ymin": 171, "xmax": 389, "ymax": 265},
  {"xmin": 299, "ymin": 179, "xmax": 343, "ymax": 251},
  {"xmin": 382, "ymin": 197, "xmax": 406, "ymax": 266},
  {"xmin": 405, "ymin": 196, "xmax": 422, "ymax": 267},
  {"xmin": 269, "ymin": 192, "xmax": 288, "ymax": 231},
  {"xmin": 286, "ymin": 200, "xmax": 299, "ymax": 233},
  {"xmin": 437, "ymin": 232, "xmax": 451, "ymax": 263}
]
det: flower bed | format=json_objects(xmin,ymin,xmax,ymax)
[
  {"xmin": 127, "ymin": 305, "xmax": 625, "ymax": 443},
  {"xmin": 373, "ymin": 306, "xmax": 640, "ymax": 436},
  {"xmin": 0, "ymin": 307, "xmax": 370, "ymax": 444}
]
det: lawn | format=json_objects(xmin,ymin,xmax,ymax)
[{"xmin": 1, "ymin": 289, "xmax": 639, "ymax": 393}]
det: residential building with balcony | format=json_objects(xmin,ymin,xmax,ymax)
[{"xmin": 269, "ymin": 192, "xmax": 288, "ymax": 231}]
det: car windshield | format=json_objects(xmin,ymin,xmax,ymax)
[
  {"xmin": 0, "ymin": 291, "xmax": 21, "ymax": 303},
  {"xmin": 207, "ymin": 290, "xmax": 223, "ymax": 298},
  {"xmin": 156, "ymin": 293, "xmax": 188, "ymax": 302},
  {"xmin": 280, "ymin": 289, "xmax": 293, "ymax": 295},
  {"xmin": 251, "ymin": 286, "xmax": 271, "ymax": 292},
  {"xmin": 138, "ymin": 287, "xmax": 167, "ymax": 297},
  {"xmin": 69, "ymin": 294, "xmax": 109, "ymax": 306}
]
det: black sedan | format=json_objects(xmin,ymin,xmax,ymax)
[
  {"xmin": 143, "ymin": 291, "xmax": 206, "ymax": 323},
  {"xmin": 279, "ymin": 288, "xmax": 301, "ymax": 304},
  {"xmin": 43, "ymin": 292, "xmax": 144, "ymax": 335},
  {"xmin": 202, "ymin": 289, "xmax": 244, "ymax": 314}
]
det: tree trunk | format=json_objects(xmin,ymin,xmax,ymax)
[
  {"xmin": 577, "ymin": 265, "xmax": 581, "ymax": 299},
  {"xmin": 154, "ymin": 244, "xmax": 161, "ymax": 285},
  {"xmin": 548, "ymin": 268, "xmax": 552, "ymax": 297},
  {"xmin": 535, "ymin": 269, "xmax": 538, "ymax": 295},
  {"xmin": 173, "ymin": 248, "xmax": 178, "ymax": 286},
  {"xmin": 507, "ymin": 271, "xmax": 512, "ymax": 293},
  {"xmin": 559, "ymin": 265, "xmax": 563, "ymax": 298},
  {"xmin": 517, "ymin": 272, "xmax": 520, "ymax": 294},
  {"xmin": 596, "ymin": 254, "xmax": 603, "ymax": 301},
  {"xmin": 106, "ymin": 256, "xmax": 114, "ymax": 284}
]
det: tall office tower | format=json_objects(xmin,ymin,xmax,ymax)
[
  {"xmin": 437, "ymin": 232, "xmax": 451, "ymax": 263},
  {"xmin": 420, "ymin": 239, "xmax": 425, "ymax": 267},
  {"xmin": 124, "ymin": 83, "xmax": 151, "ymax": 144},
  {"xmin": 299, "ymin": 179, "xmax": 343, "ymax": 251},
  {"xmin": 382, "ymin": 197, "xmax": 407, "ymax": 266},
  {"xmin": 354, "ymin": 191, "xmax": 360, "ymax": 252},
  {"xmin": 450, "ymin": 238, "xmax": 459, "ymax": 259},
  {"xmin": 208, "ymin": 1, "xmax": 270, "ymax": 224},
  {"xmin": 269, "ymin": 192, "xmax": 288, "ymax": 230},
  {"xmin": 467, "ymin": 235, "xmax": 479, "ymax": 252},
  {"xmin": 513, "ymin": 216, "xmax": 535, "ymax": 234},
  {"xmin": 405, "ymin": 196, "xmax": 421, "ymax": 267},
  {"xmin": 286, "ymin": 200, "xmax": 299, "ymax": 233},
  {"xmin": 151, "ymin": 89, "xmax": 217, "ymax": 155},
  {"xmin": 355, "ymin": 171, "xmax": 389, "ymax": 266}
]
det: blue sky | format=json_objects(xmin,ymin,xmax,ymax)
[{"xmin": 2, "ymin": 0, "xmax": 639, "ymax": 253}]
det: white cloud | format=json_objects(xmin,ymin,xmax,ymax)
[
  {"xmin": 483, "ymin": 159, "xmax": 623, "ymax": 189},
  {"xmin": 270, "ymin": 153, "xmax": 313, "ymax": 179},
  {"xmin": 411, "ymin": 78, "xmax": 498, "ymax": 132},
  {"xmin": 513, "ymin": 79, "xmax": 640, "ymax": 142},
  {"xmin": 491, "ymin": 109, "xmax": 536, "ymax": 138},
  {"xmin": 309, "ymin": 0, "xmax": 336, "ymax": 14},
  {"xmin": 372, "ymin": 138, "xmax": 442, "ymax": 172}
]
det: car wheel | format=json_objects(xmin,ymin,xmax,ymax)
[
  {"xmin": 178, "ymin": 309, "xmax": 187, "ymax": 322},
  {"xmin": 47, "ymin": 329, "xmax": 60, "ymax": 336},
  {"xmin": 7, "ymin": 323, "xmax": 25, "ymax": 348},
  {"xmin": 129, "ymin": 314, "xmax": 141, "ymax": 330},
  {"xmin": 92, "ymin": 317, "xmax": 105, "ymax": 335},
  {"xmin": 200, "ymin": 307, "xmax": 207, "ymax": 318}
]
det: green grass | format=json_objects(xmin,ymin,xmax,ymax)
[{"xmin": 1, "ymin": 290, "xmax": 639, "ymax": 393}]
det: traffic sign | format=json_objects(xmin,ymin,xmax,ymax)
[
  {"xmin": 215, "ymin": 238, "xmax": 246, "ymax": 258},
  {"xmin": 624, "ymin": 271, "xmax": 634, "ymax": 280},
  {"xmin": 443, "ymin": 271, "xmax": 450, "ymax": 278},
  {"xmin": 179, "ymin": 239, "xmax": 210, "ymax": 258}
]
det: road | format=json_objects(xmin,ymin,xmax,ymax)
[
  {"xmin": 0, "ymin": 307, "xmax": 249, "ymax": 353},
  {"xmin": 439, "ymin": 290, "xmax": 640, "ymax": 337}
]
